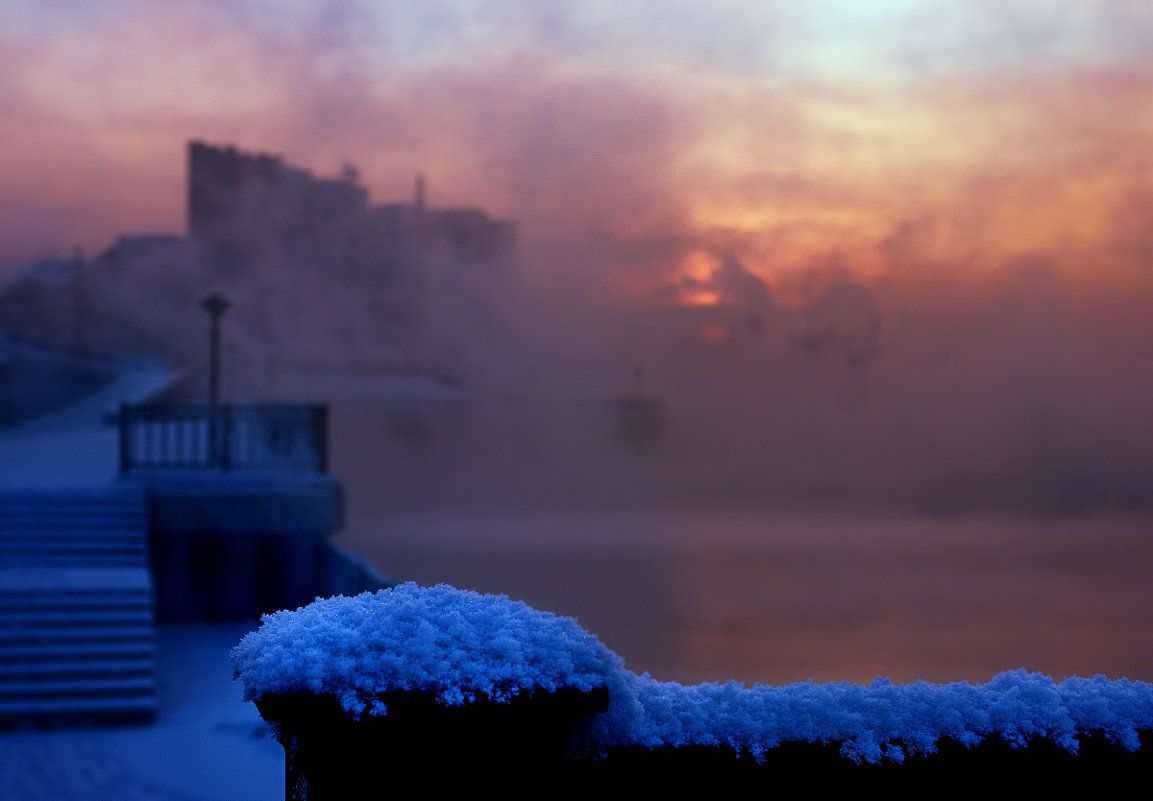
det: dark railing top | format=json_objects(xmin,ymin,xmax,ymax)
[{"xmin": 119, "ymin": 402, "xmax": 328, "ymax": 476}]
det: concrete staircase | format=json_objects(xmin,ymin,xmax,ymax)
[{"xmin": 0, "ymin": 486, "xmax": 156, "ymax": 725}]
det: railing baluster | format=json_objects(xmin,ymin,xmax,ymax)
[
  {"xmin": 118, "ymin": 402, "xmax": 330, "ymax": 476},
  {"xmin": 221, "ymin": 404, "xmax": 231, "ymax": 471},
  {"xmin": 197, "ymin": 410, "xmax": 206, "ymax": 466},
  {"xmin": 147, "ymin": 412, "xmax": 155, "ymax": 468},
  {"xmin": 316, "ymin": 404, "xmax": 328, "ymax": 474}
]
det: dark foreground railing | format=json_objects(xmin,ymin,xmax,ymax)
[
  {"xmin": 237, "ymin": 586, "xmax": 1153, "ymax": 796},
  {"xmin": 259, "ymin": 689, "xmax": 609, "ymax": 799},
  {"xmin": 119, "ymin": 403, "xmax": 328, "ymax": 474},
  {"xmin": 255, "ymin": 690, "xmax": 1153, "ymax": 795}
]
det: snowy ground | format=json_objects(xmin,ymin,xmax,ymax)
[
  {"xmin": 0, "ymin": 623, "xmax": 282, "ymax": 801},
  {"xmin": 5, "ymin": 360, "xmax": 1152, "ymax": 791},
  {"xmin": 1, "ymin": 364, "xmax": 284, "ymax": 800},
  {"xmin": 0, "ymin": 361, "xmax": 177, "ymax": 487}
]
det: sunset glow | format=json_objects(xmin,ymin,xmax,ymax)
[
  {"xmin": 8, "ymin": 8, "xmax": 1153, "ymax": 759},
  {"xmin": 674, "ymin": 250, "xmax": 726, "ymax": 307},
  {"xmin": 3, "ymin": 0, "xmax": 1153, "ymax": 305}
]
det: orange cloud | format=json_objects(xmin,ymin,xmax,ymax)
[{"xmin": 3, "ymin": 0, "xmax": 1153, "ymax": 311}]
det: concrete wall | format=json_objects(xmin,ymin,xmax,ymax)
[{"xmin": 129, "ymin": 474, "xmax": 360, "ymax": 621}]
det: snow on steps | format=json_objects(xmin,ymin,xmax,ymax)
[{"xmin": 0, "ymin": 486, "xmax": 156, "ymax": 726}]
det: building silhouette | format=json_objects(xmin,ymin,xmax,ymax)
[{"xmin": 0, "ymin": 142, "xmax": 518, "ymax": 394}]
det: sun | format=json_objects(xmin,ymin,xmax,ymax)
[{"xmin": 674, "ymin": 249, "xmax": 726, "ymax": 307}]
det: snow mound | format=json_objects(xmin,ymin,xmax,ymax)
[
  {"xmin": 231, "ymin": 583, "xmax": 631, "ymax": 717},
  {"xmin": 623, "ymin": 670, "xmax": 1153, "ymax": 763},
  {"xmin": 233, "ymin": 584, "xmax": 1153, "ymax": 763}
]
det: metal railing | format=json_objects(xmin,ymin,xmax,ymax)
[{"xmin": 118, "ymin": 403, "xmax": 328, "ymax": 475}]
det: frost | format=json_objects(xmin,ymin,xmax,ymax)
[
  {"xmin": 616, "ymin": 668, "xmax": 1153, "ymax": 763},
  {"xmin": 232, "ymin": 583, "xmax": 1153, "ymax": 764},
  {"xmin": 231, "ymin": 583, "xmax": 635, "ymax": 722}
]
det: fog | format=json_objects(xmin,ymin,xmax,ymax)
[
  {"xmin": 5, "ymin": 140, "xmax": 1153, "ymax": 519},
  {"xmin": 5, "ymin": 2, "xmax": 1152, "ymax": 520},
  {"xmin": 317, "ymin": 250, "xmax": 1153, "ymax": 518},
  {"xmin": 7, "ymin": 11, "xmax": 1153, "ymax": 801},
  {"xmin": 4, "ymin": 0, "xmax": 1153, "ymax": 689}
]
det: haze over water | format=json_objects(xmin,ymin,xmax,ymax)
[
  {"xmin": 330, "ymin": 412, "xmax": 1153, "ymax": 688},
  {"xmin": 5, "ymin": 1, "xmax": 1153, "ymax": 687}
]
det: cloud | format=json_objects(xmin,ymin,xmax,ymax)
[
  {"xmin": 6, "ymin": 1, "xmax": 1153, "ymax": 515},
  {"xmin": 3, "ymin": 0, "xmax": 1153, "ymax": 302}
]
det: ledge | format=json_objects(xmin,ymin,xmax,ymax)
[
  {"xmin": 253, "ymin": 689, "xmax": 1153, "ymax": 793},
  {"xmin": 126, "ymin": 473, "xmax": 343, "ymax": 536}
]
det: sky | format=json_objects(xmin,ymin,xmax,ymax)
[
  {"xmin": 5, "ymin": 0, "xmax": 1153, "ymax": 709},
  {"xmin": 3, "ymin": 0, "xmax": 1153, "ymax": 302}
]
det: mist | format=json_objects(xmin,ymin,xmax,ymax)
[
  {"xmin": 3, "ymin": 0, "xmax": 1153, "ymax": 713},
  {"xmin": 321, "ymin": 243, "xmax": 1153, "ymax": 518},
  {"xmin": 5, "ymin": 39, "xmax": 1153, "ymax": 518}
]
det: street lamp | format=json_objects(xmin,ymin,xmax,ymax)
[
  {"xmin": 200, "ymin": 293, "xmax": 231, "ymax": 468},
  {"xmin": 200, "ymin": 293, "xmax": 230, "ymax": 405}
]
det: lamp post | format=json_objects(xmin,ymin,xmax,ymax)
[
  {"xmin": 200, "ymin": 293, "xmax": 230, "ymax": 468},
  {"xmin": 200, "ymin": 293, "xmax": 230, "ymax": 405}
]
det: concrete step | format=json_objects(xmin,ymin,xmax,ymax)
[
  {"xmin": 0, "ymin": 545, "xmax": 148, "ymax": 559},
  {"xmin": 0, "ymin": 508, "xmax": 146, "ymax": 523},
  {"xmin": 0, "ymin": 657, "xmax": 155, "ymax": 680},
  {"xmin": 0, "ymin": 623, "xmax": 155, "ymax": 643},
  {"xmin": 0, "ymin": 518, "xmax": 147, "ymax": 530},
  {"xmin": 0, "ymin": 693, "xmax": 155, "ymax": 724},
  {"xmin": 0, "ymin": 674, "xmax": 155, "ymax": 698},
  {"xmin": 0, "ymin": 613, "xmax": 155, "ymax": 631},
  {"xmin": 0, "ymin": 486, "xmax": 157, "ymax": 725},
  {"xmin": 0, "ymin": 539, "xmax": 149, "ymax": 553},
  {"xmin": 0, "ymin": 594, "xmax": 152, "ymax": 611},
  {"xmin": 0, "ymin": 486, "xmax": 145, "ymax": 502},
  {"xmin": 0, "ymin": 640, "xmax": 154, "ymax": 662},
  {"xmin": 0, "ymin": 544, "xmax": 146, "ymax": 559},
  {"xmin": 0, "ymin": 516, "xmax": 147, "ymax": 530},
  {"xmin": 0, "ymin": 519, "xmax": 146, "ymax": 531},
  {"xmin": 0, "ymin": 499, "xmax": 146, "ymax": 512},
  {"xmin": 0, "ymin": 525, "xmax": 146, "ymax": 537},
  {"xmin": 0, "ymin": 558, "xmax": 150, "ymax": 572},
  {"xmin": 0, "ymin": 568, "xmax": 153, "ymax": 595}
]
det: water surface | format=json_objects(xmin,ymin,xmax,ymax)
[{"xmin": 336, "ymin": 509, "xmax": 1153, "ymax": 686}]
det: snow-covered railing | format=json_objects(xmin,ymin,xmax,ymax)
[
  {"xmin": 119, "ymin": 402, "xmax": 328, "ymax": 474},
  {"xmin": 234, "ymin": 584, "xmax": 1153, "ymax": 795}
]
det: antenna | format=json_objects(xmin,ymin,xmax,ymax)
[{"xmin": 414, "ymin": 172, "xmax": 426, "ymax": 213}]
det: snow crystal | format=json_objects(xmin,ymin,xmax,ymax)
[
  {"xmin": 619, "ymin": 670, "xmax": 1153, "ymax": 763},
  {"xmin": 233, "ymin": 583, "xmax": 1153, "ymax": 763},
  {"xmin": 231, "ymin": 583, "xmax": 634, "ymax": 717}
]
